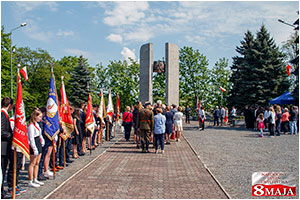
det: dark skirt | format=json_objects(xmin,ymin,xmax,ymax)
[
  {"xmin": 29, "ymin": 136, "xmax": 43, "ymax": 155},
  {"xmin": 165, "ymin": 123, "xmax": 173, "ymax": 134},
  {"xmin": 72, "ymin": 132, "xmax": 80, "ymax": 145},
  {"xmin": 281, "ymin": 121, "xmax": 289, "ymax": 132}
]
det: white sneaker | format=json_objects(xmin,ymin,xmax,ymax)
[
  {"xmin": 34, "ymin": 179, "xmax": 44, "ymax": 185},
  {"xmin": 28, "ymin": 181, "xmax": 40, "ymax": 188},
  {"xmin": 44, "ymin": 170, "xmax": 53, "ymax": 177}
]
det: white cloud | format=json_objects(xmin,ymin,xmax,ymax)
[
  {"xmin": 106, "ymin": 34, "xmax": 123, "ymax": 44},
  {"xmin": 57, "ymin": 29, "xmax": 74, "ymax": 37},
  {"xmin": 124, "ymin": 28, "xmax": 153, "ymax": 43},
  {"xmin": 121, "ymin": 47, "xmax": 136, "ymax": 63},
  {"xmin": 185, "ymin": 35, "xmax": 207, "ymax": 46},
  {"xmin": 103, "ymin": 1, "xmax": 149, "ymax": 26}
]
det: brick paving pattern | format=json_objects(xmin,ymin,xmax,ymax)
[{"xmin": 47, "ymin": 136, "xmax": 228, "ymax": 199}]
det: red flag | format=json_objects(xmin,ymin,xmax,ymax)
[
  {"xmin": 12, "ymin": 73, "xmax": 30, "ymax": 159},
  {"xmin": 99, "ymin": 91, "xmax": 101, "ymax": 97},
  {"xmin": 106, "ymin": 89, "xmax": 114, "ymax": 120},
  {"xmin": 131, "ymin": 105, "xmax": 134, "ymax": 112},
  {"xmin": 60, "ymin": 77, "xmax": 74, "ymax": 140},
  {"xmin": 85, "ymin": 93, "xmax": 95, "ymax": 134},
  {"xmin": 220, "ymin": 87, "xmax": 226, "ymax": 92},
  {"xmin": 287, "ymin": 64, "xmax": 291, "ymax": 76},
  {"xmin": 20, "ymin": 66, "xmax": 28, "ymax": 81},
  {"xmin": 116, "ymin": 93, "xmax": 120, "ymax": 122}
]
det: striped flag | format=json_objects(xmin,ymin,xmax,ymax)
[
  {"xmin": 287, "ymin": 64, "xmax": 292, "ymax": 76},
  {"xmin": 107, "ymin": 89, "xmax": 114, "ymax": 121},
  {"xmin": 116, "ymin": 93, "xmax": 120, "ymax": 122},
  {"xmin": 20, "ymin": 66, "xmax": 28, "ymax": 81},
  {"xmin": 220, "ymin": 87, "xmax": 226, "ymax": 92},
  {"xmin": 85, "ymin": 93, "xmax": 95, "ymax": 134}
]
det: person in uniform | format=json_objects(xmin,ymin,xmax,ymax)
[
  {"xmin": 136, "ymin": 101, "xmax": 154, "ymax": 153},
  {"xmin": 1, "ymin": 97, "xmax": 14, "ymax": 198}
]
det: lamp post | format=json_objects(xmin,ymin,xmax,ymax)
[{"xmin": 10, "ymin": 22, "xmax": 27, "ymax": 99}]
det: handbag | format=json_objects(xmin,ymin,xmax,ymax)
[{"xmin": 122, "ymin": 113, "xmax": 130, "ymax": 126}]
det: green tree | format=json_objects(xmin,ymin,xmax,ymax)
[
  {"xmin": 179, "ymin": 46, "xmax": 210, "ymax": 112},
  {"xmin": 94, "ymin": 59, "xmax": 139, "ymax": 111},
  {"xmin": 153, "ymin": 71, "xmax": 166, "ymax": 104},
  {"xmin": 68, "ymin": 55, "xmax": 94, "ymax": 107},
  {"xmin": 207, "ymin": 58, "xmax": 231, "ymax": 107}
]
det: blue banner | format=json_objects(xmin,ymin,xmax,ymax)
[{"xmin": 44, "ymin": 73, "xmax": 60, "ymax": 140}]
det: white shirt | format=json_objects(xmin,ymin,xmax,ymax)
[
  {"xmin": 27, "ymin": 122, "xmax": 45, "ymax": 153},
  {"xmin": 199, "ymin": 109, "xmax": 206, "ymax": 119},
  {"xmin": 264, "ymin": 110, "xmax": 270, "ymax": 119},
  {"xmin": 174, "ymin": 112, "xmax": 183, "ymax": 126}
]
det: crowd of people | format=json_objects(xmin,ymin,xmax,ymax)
[
  {"xmin": 1, "ymin": 97, "xmax": 115, "ymax": 198},
  {"xmin": 244, "ymin": 105, "xmax": 299, "ymax": 137},
  {"xmin": 122, "ymin": 100, "xmax": 184, "ymax": 153}
]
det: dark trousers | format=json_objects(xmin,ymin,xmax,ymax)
[
  {"xmin": 201, "ymin": 120, "xmax": 205, "ymax": 130},
  {"xmin": 269, "ymin": 124, "xmax": 275, "ymax": 136},
  {"xmin": 140, "ymin": 130, "xmax": 151, "ymax": 151},
  {"xmin": 276, "ymin": 120, "xmax": 281, "ymax": 136},
  {"xmin": 59, "ymin": 138, "xmax": 71, "ymax": 166},
  {"xmin": 220, "ymin": 117, "xmax": 224, "ymax": 126},
  {"xmin": 124, "ymin": 124, "xmax": 132, "ymax": 141},
  {"xmin": 154, "ymin": 134, "xmax": 164, "ymax": 150},
  {"xmin": 77, "ymin": 129, "xmax": 83, "ymax": 153},
  {"xmin": 105, "ymin": 124, "xmax": 113, "ymax": 141},
  {"xmin": 185, "ymin": 115, "xmax": 190, "ymax": 123},
  {"xmin": 1, "ymin": 154, "xmax": 9, "ymax": 196},
  {"xmin": 214, "ymin": 117, "xmax": 220, "ymax": 126},
  {"xmin": 7, "ymin": 151, "xmax": 23, "ymax": 188},
  {"xmin": 92, "ymin": 130, "xmax": 97, "ymax": 146}
]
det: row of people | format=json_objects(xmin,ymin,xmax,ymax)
[{"xmin": 1, "ymin": 97, "xmax": 114, "ymax": 198}]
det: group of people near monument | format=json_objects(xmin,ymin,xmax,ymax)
[
  {"xmin": 1, "ymin": 96, "xmax": 115, "ymax": 198},
  {"xmin": 122, "ymin": 100, "xmax": 183, "ymax": 153},
  {"xmin": 244, "ymin": 104, "xmax": 299, "ymax": 137}
]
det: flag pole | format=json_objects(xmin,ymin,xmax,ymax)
[
  {"xmin": 50, "ymin": 63, "xmax": 56, "ymax": 179},
  {"xmin": 12, "ymin": 149, "xmax": 16, "ymax": 199},
  {"xmin": 106, "ymin": 120, "xmax": 109, "ymax": 141}
]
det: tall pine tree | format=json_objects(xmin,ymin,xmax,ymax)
[
  {"xmin": 68, "ymin": 55, "xmax": 93, "ymax": 106},
  {"xmin": 229, "ymin": 25, "xmax": 289, "ymax": 109}
]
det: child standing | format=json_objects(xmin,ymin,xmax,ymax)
[{"xmin": 256, "ymin": 113, "xmax": 265, "ymax": 137}]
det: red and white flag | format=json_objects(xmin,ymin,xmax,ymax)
[
  {"xmin": 287, "ymin": 64, "xmax": 292, "ymax": 76},
  {"xmin": 116, "ymin": 93, "xmax": 120, "ymax": 122},
  {"xmin": 60, "ymin": 76, "xmax": 74, "ymax": 140},
  {"xmin": 220, "ymin": 87, "xmax": 226, "ymax": 92},
  {"xmin": 85, "ymin": 93, "xmax": 95, "ymax": 134},
  {"xmin": 20, "ymin": 66, "xmax": 28, "ymax": 81},
  {"xmin": 106, "ymin": 89, "xmax": 114, "ymax": 121},
  {"xmin": 12, "ymin": 73, "xmax": 30, "ymax": 159}
]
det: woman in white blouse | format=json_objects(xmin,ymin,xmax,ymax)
[
  {"xmin": 174, "ymin": 106, "xmax": 183, "ymax": 141},
  {"xmin": 27, "ymin": 108, "xmax": 45, "ymax": 188}
]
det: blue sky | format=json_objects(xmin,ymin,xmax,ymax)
[{"xmin": 1, "ymin": 1, "xmax": 299, "ymax": 68}]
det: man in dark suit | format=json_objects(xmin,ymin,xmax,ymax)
[{"xmin": 1, "ymin": 97, "xmax": 14, "ymax": 198}]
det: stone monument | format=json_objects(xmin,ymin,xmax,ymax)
[{"xmin": 139, "ymin": 42, "xmax": 179, "ymax": 106}]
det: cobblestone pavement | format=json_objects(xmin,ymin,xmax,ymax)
[
  {"xmin": 183, "ymin": 121, "xmax": 299, "ymax": 199},
  {"xmin": 46, "ymin": 131, "xmax": 228, "ymax": 199}
]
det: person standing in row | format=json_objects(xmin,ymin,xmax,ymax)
[
  {"xmin": 199, "ymin": 106, "xmax": 206, "ymax": 131},
  {"xmin": 165, "ymin": 106, "xmax": 174, "ymax": 145},
  {"xmin": 185, "ymin": 105, "xmax": 191, "ymax": 124},
  {"xmin": 122, "ymin": 106, "xmax": 133, "ymax": 142},
  {"xmin": 224, "ymin": 107, "xmax": 229, "ymax": 126},
  {"xmin": 154, "ymin": 108, "xmax": 166, "ymax": 154},
  {"xmin": 281, "ymin": 108, "xmax": 290, "ymax": 134},
  {"xmin": 275, "ymin": 106, "xmax": 282, "ymax": 136},
  {"xmin": 72, "ymin": 108, "xmax": 81, "ymax": 159},
  {"xmin": 231, "ymin": 106, "xmax": 237, "ymax": 126},
  {"xmin": 289, "ymin": 106, "xmax": 298, "ymax": 135},
  {"xmin": 1, "ymin": 97, "xmax": 14, "ymax": 198},
  {"xmin": 213, "ymin": 106, "xmax": 220, "ymax": 126},
  {"xmin": 256, "ymin": 113, "xmax": 265, "ymax": 137},
  {"xmin": 268, "ymin": 107, "xmax": 276, "ymax": 137},
  {"xmin": 132, "ymin": 101, "xmax": 143, "ymax": 148},
  {"xmin": 136, "ymin": 101, "xmax": 154, "ymax": 153},
  {"xmin": 174, "ymin": 106, "xmax": 183, "ymax": 142},
  {"xmin": 27, "ymin": 108, "xmax": 45, "ymax": 188}
]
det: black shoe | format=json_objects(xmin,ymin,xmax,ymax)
[
  {"xmin": 66, "ymin": 160, "xmax": 74, "ymax": 163},
  {"xmin": 38, "ymin": 174, "xmax": 48, "ymax": 181}
]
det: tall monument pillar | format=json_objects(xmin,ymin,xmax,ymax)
[
  {"xmin": 165, "ymin": 43, "xmax": 179, "ymax": 106},
  {"xmin": 139, "ymin": 43, "xmax": 153, "ymax": 104}
]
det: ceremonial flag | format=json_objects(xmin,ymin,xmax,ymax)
[
  {"xmin": 97, "ymin": 89, "xmax": 105, "ymax": 122},
  {"xmin": 20, "ymin": 66, "xmax": 28, "ymax": 81},
  {"xmin": 287, "ymin": 64, "xmax": 292, "ymax": 76},
  {"xmin": 107, "ymin": 89, "xmax": 114, "ymax": 121},
  {"xmin": 60, "ymin": 76, "xmax": 74, "ymax": 140},
  {"xmin": 85, "ymin": 93, "xmax": 95, "ymax": 134},
  {"xmin": 116, "ymin": 93, "xmax": 120, "ymax": 122},
  {"xmin": 220, "ymin": 87, "xmax": 226, "ymax": 92},
  {"xmin": 12, "ymin": 73, "xmax": 30, "ymax": 159},
  {"xmin": 44, "ymin": 72, "xmax": 60, "ymax": 140}
]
